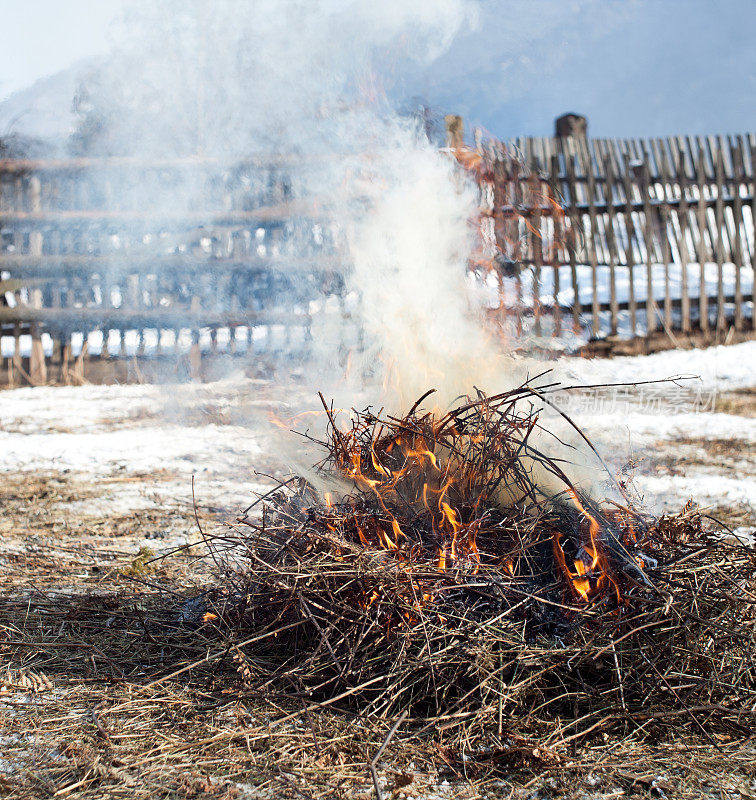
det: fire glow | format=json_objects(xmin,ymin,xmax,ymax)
[{"xmin": 299, "ymin": 382, "xmax": 647, "ymax": 626}]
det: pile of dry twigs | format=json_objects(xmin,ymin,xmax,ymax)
[{"xmin": 201, "ymin": 381, "xmax": 756, "ymax": 756}]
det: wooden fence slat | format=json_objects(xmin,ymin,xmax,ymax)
[
  {"xmin": 639, "ymin": 141, "xmax": 659, "ymax": 263},
  {"xmin": 577, "ymin": 135, "xmax": 592, "ymax": 182},
  {"xmin": 589, "ymin": 142, "xmax": 609, "ymax": 267},
  {"xmin": 585, "ymin": 151, "xmax": 601, "ymax": 337},
  {"xmin": 699, "ymin": 137, "xmax": 724, "ymax": 267},
  {"xmin": 714, "ymin": 146, "xmax": 726, "ymax": 334},
  {"xmin": 622, "ymin": 155, "xmax": 638, "ymax": 335},
  {"xmin": 730, "ymin": 141, "xmax": 744, "ymax": 331},
  {"xmin": 658, "ymin": 150, "xmax": 674, "ymax": 333},
  {"xmin": 491, "ymin": 146, "xmax": 509, "ymax": 330},
  {"xmin": 718, "ymin": 135, "xmax": 734, "ymax": 180},
  {"xmin": 733, "ymin": 135, "xmax": 753, "ymax": 265},
  {"xmin": 564, "ymin": 154, "xmax": 582, "ymax": 332},
  {"xmin": 695, "ymin": 147, "xmax": 710, "ymax": 333},
  {"xmin": 675, "ymin": 151, "xmax": 692, "ymax": 333},
  {"xmin": 511, "ymin": 155, "xmax": 523, "ymax": 337},
  {"xmin": 718, "ymin": 136, "xmax": 737, "ymax": 262},
  {"xmin": 702, "ymin": 136, "xmax": 716, "ymax": 178},
  {"xmin": 752, "ymin": 143, "xmax": 756, "ymax": 331},
  {"xmin": 11, "ymin": 321, "xmax": 21, "ymax": 388},
  {"xmin": 548, "ymin": 153, "xmax": 562, "ymax": 337},
  {"xmin": 608, "ymin": 139, "xmax": 624, "ymax": 181},
  {"xmin": 603, "ymin": 154, "xmax": 619, "ymax": 336},
  {"xmin": 529, "ymin": 171, "xmax": 543, "ymax": 336},
  {"xmin": 28, "ymin": 175, "xmax": 47, "ymax": 385},
  {"xmin": 668, "ymin": 137, "xmax": 683, "ymax": 181},
  {"xmin": 640, "ymin": 160, "xmax": 658, "ymax": 334}
]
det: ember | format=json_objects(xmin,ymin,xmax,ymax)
[{"xmin": 203, "ymin": 380, "xmax": 756, "ymax": 752}]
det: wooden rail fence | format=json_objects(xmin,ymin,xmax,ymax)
[
  {"xmin": 1, "ymin": 131, "xmax": 754, "ymax": 385},
  {"xmin": 464, "ymin": 129, "xmax": 755, "ymax": 344},
  {"xmin": 0, "ymin": 154, "xmax": 346, "ymax": 385}
]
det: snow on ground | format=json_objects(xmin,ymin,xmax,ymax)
[
  {"xmin": 555, "ymin": 343, "xmax": 756, "ymax": 520},
  {"xmin": 0, "ymin": 343, "xmax": 754, "ymax": 531},
  {"xmin": 476, "ymin": 262, "xmax": 755, "ymax": 310},
  {"xmin": 638, "ymin": 473, "xmax": 754, "ymax": 516},
  {"xmin": 0, "ymin": 378, "xmax": 283, "ymax": 535},
  {"xmin": 535, "ymin": 262, "xmax": 754, "ymax": 308},
  {"xmin": 565, "ymin": 339, "xmax": 756, "ymax": 390}
]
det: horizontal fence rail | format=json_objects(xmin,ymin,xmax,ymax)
[{"xmin": 0, "ymin": 131, "xmax": 754, "ymax": 385}]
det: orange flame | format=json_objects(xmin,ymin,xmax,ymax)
[{"xmin": 554, "ymin": 489, "xmax": 618, "ymax": 603}]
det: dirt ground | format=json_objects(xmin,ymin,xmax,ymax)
[{"xmin": 1, "ymin": 368, "xmax": 755, "ymax": 799}]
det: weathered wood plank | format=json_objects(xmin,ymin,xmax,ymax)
[
  {"xmin": 658, "ymin": 150, "xmax": 674, "ymax": 333},
  {"xmin": 549, "ymin": 153, "xmax": 563, "ymax": 337},
  {"xmin": 675, "ymin": 151, "xmax": 692, "ymax": 333},
  {"xmin": 695, "ymin": 147, "xmax": 710, "ymax": 333},
  {"xmin": 751, "ymin": 142, "xmax": 756, "ymax": 331},
  {"xmin": 640, "ymin": 160, "xmax": 659, "ymax": 335},
  {"xmin": 622, "ymin": 154, "xmax": 639, "ymax": 335},
  {"xmin": 584, "ymin": 150, "xmax": 601, "ymax": 337},
  {"xmin": 529, "ymin": 171, "xmax": 543, "ymax": 336},
  {"xmin": 603, "ymin": 154, "xmax": 619, "ymax": 335},
  {"xmin": 713, "ymin": 146, "xmax": 727, "ymax": 333},
  {"xmin": 563, "ymin": 154, "xmax": 582, "ymax": 333},
  {"xmin": 730, "ymin": 139, "xmax": 745, "ymax": 330}
]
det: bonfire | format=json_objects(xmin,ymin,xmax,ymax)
[{"xmin": 200, "ymin": 378, "xmax": 755, "ymax": 767}]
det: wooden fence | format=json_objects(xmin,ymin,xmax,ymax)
[
  {"xmin": 1, "ymin": 132, "xmax": 754, "ymax": 385},
  {"xmin": 0, "ymin": 154, "xmax": 344, "ymax": 385},
  {"xmin": 466, "ymin": 130, "xmax": 755, "ymax": 343}
]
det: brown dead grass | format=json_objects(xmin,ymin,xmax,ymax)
[
  {"xmin": 1, "ymin": 458, "xmax": 755, "ymax": 798},
  {"xmin": 716, "ymin": 388, "xmax": 756, "ymax": 418}
]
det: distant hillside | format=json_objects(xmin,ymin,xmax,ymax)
[
  {"xmin": 1, "ymin": 0, "xmax": 753, "ymax": 156},
  {"xmin": 0, "ymin": 65, "xmax": 88, "ymax": 153}
]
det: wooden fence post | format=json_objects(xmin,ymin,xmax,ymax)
[
  {"xmin": 189, "ymin": 330, "xmax": 202, "ymax": 380},
  {"xmin": 528, "ymin": 168, "xmax": 543, "ymax": 336},
  {"xmin": 11, "ymin": 322, "xmax": 22, "ymax": 388},
  {"xmin": 751, "ymin": 143, "xmax": 756, "ymax": 332},
  {"xmin": 492, "ymin": 144, "xmax": 510, "ymax": 331},
  {"xmin": 29, "ymin": 321, "xmax": 47, "ymax": 386},
  {"xmin": 509, "ymin": 152, "xmax": 523, "ymax": 337},
  {"xmin": 548, "ymin": 153, "xmax": 562, "ymax": 337},
  {"xmin": 730, "ymin": 140, "xmax": 744, "ymax": 331},
  {"xmin": 28, "ymin": 176, "xmax": 48, "ymax": 385},
  {"xmin": 658, "ymin": 151, "xmax": 674, "ymax": 334},
  {"xmin": 675, "ymin": 151, "xmax": 692, "ymax": 334},
  {"xmin": 445, "ymin": 115, "xmax": 464, "ymax": 150}
]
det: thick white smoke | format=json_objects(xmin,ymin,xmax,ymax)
[
  {"xmin": 81, "ymin": 0, "xmax": 501, "ymax": 410},
  {"xmin": 80, "ymin": 1, "xmax": 608, "ymax": 496},
  {"xmin": 337, "ymin": 127, "xmax": 505, "ymax": 409}
]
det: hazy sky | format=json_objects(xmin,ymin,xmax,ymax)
[
  {"xmin": 0, "ymin": 0, "xmax": 124, "ymax": 100},
  {"xmin": 0, "ymin": 0, "xmax": 753, "ymax": 138}
]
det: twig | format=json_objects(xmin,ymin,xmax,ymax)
[{"xmin": 369, "ymin": 710, "xmax": 408, "ymax": 800}]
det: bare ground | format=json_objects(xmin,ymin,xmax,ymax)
[{"xmin": 1, "ymin": 379, "xmax": 755, "ymax": 799}]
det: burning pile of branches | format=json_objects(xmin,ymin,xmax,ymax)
[{"xmin": 204, "ymin": 382, "xmax": 756, "ymax": 752}]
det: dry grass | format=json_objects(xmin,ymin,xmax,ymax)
[
  {"xmin": 2, "ymin": 547, "xmax": 755, "ymax": 799},
  {"xmin": 2, "ymin": 387, "xmax": 756, "ymax": 799}
]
